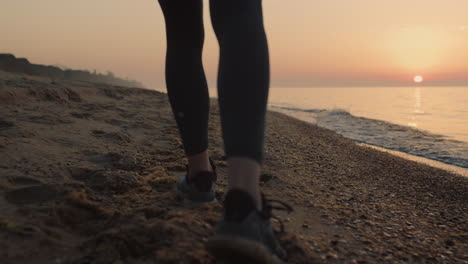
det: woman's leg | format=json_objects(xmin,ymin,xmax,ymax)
[
  {"xmin": 158, "ymin": 0, "xmax": 212, "ymax": 176},
  {"xmin": 210, "ymin": 0, "xmax": 270, "ymax": 208}
]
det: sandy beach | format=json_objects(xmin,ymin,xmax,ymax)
[{"xmin": 0, "ymin": 71, "xmax": 467, "ymax": 263}]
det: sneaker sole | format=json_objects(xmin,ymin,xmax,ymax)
[{"xmin": 206, "ymin": 235, "xmax": 284, "ymax": 264}]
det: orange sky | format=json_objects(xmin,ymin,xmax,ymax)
[{"xmin": 1, "ymin": 0, "xmax": 467, "ymax": 88}]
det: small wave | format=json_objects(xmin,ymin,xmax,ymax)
[
  {"xmin": 316, "ymin": 112, "xmax": 468, "ymax": 168},
  {"xmin": 270, "ymin": 106, "xmax": 468, "ymax": 168},
  {"xmin": 270, "ymin": 105, "xmax": 325, "ymax": 114},
  {"xmin": 324, "ymin": 108, "xmax": 351, "ymax": 116}
]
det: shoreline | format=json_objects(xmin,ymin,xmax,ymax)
[
  {"xmin": 267, "ymin": 105, "xmax": 468, "ymax": 170},
  {"xmin": 1, "ymin": 71, "xmax": 467, "ymax": 263},
  {"xmin": 357, "ymin": 143, "xmax": 468, "ymax": 178}
]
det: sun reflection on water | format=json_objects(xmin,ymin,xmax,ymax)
[{"xmin": 408, "ymin": 87, "xmax": 424, "ymax": 127}]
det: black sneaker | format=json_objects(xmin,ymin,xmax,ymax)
[
  {"xmin": 206, "ymin": 189, "xmax": 293, "ymax": 263},
  {"xmin": 176, "ymin": 157, "xmax": 217, "ymax": 204}
]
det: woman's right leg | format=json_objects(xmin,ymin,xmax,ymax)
[
  {"xmin": 207, "ymin": 1, "xmax": 288, "ymax": 262},
  {"xmin": 209, "ymin": 0, "xmax": 270, "ymax": 209}
]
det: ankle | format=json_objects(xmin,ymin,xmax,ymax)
[
  {"xmin": 187, "ymin": 150, "xmax": 213, "ymax": 179},
  {"xmin": 227, "ymin": 157, "xmax": 262, "ymax": 210}
]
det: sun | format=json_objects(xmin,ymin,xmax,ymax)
[{"xmin": 414, "ymin": 75, "xmax": 423, "ymax": 83}]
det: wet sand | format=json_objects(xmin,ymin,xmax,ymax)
[{"xmin": 0, "ymin": 71, "xmax": 467, "ymax": 263}]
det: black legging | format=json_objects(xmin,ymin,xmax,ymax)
[{"xmin": 158, "ymin": 0, "xmax": 269, "ymax": 164}]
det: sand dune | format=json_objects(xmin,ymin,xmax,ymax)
[{"xmin": 0, "ymin": 71, "xmax": 467, "ymax": 263}]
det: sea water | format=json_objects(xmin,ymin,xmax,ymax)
[{"xmin": 267, "ymin": 87, "xmax": 468, "ymax": 168}]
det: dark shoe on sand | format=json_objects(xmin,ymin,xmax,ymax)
[
  {"xmin": 206, "ymin": 189, "xmax": 293, "ymax": 264},
  {"xmin": 176, "ymin": 157, "xmax": 217, "ymax": 203}
]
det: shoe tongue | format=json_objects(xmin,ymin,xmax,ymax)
[{"xmin": 224, "ymin": 189, "xmax": 256, "ymax": 222}]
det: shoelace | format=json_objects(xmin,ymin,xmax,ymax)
[{"xmin": 261, "ymin": 196, "xmax": 294, "ymax": 233}]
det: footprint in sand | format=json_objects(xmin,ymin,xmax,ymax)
[
  {"xmin": 82, "ymin": 150, "xmax": 140, "ymax": 171},
  {"xmin": 68, "ymin": 167, "xmax": 140, "ymax": 194}
]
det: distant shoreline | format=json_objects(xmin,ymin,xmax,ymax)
[{"xmin": 0, "ymin": 53, "xmax": 143, "ymax": 88}]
